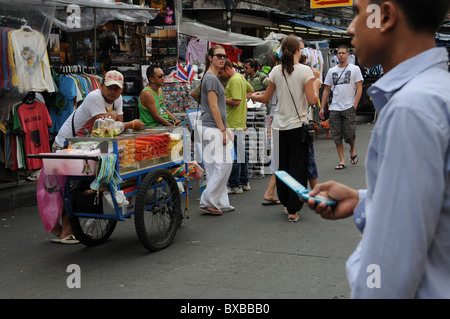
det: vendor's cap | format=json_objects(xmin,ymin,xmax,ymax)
[{"xmin": 104, "ymin": 70, "xmax": 124, "ymax": 88}]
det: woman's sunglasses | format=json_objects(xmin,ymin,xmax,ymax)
[{"xmin": 213, "ymin": 54, "xmax": 228, "ymax": 60}]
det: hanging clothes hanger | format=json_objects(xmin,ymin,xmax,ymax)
[
  {"xmin": 0, "ymin": 16, "xmax": 27, "ymax": 29},
  {"xmin": 20, "ymin": 20, "xmax": 33, "ymax": 32},
  {"xmin": 22, "ymin": 92, "xmax": 36, "ymax": 104}
]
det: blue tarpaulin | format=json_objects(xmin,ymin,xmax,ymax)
[{"xmin": 288, "ymin": 19, "xmax": 347, "ymax": 34}]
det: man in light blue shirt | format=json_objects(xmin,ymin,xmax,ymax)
[{"xmin": 306, "ymin": 0, "xmax": 450, "ymax": 298}]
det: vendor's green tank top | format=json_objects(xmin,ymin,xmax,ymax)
[{"xmin": 138, "ymin": 86, "xmax": 170, "ymax": 127}]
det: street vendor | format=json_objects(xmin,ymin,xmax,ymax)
[
  {"xmin": 49, "ymin": 70, "xmax": 144, "ymax": 244},
  {"xmin": 53, "ymin": 70, "xmax": 144, "ymax": 152},
  {"xmin": 139, "ymin": 65, "xmax": 181, "ymax": 127}
]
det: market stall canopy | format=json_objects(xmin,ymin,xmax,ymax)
[
  {"xmin": 180, "ymin": 18, "xmax": 267, "ymax": 46},
  {"xmin": 264, "ymin": 32, "xmax": 287, "ymax": 41},
  {"xmin": 43, "ymin": 0, "xmax": 159, "ymax": 32},
  {"xmin": 288, "ymin": 19, "xmax": 348, "ymax": 34}
]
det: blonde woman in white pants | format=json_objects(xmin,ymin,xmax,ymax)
[{"xmin": 198, "ymin": 44, "xmax": 235, "ymax": 215}]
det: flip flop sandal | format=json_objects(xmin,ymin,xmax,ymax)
[
  {"xmin": 335, "ymin": 163, "xmax": 347, "ymax": 170},
  {"xmin": 261, "ymin": 199, "xmax": 281, "ymax": 205},
  {"xmin": 51, "ymin": 235, "xmax": 79, "ymax": 244},
  {"xmin": 351, "ymin": 154, "xmax": 359, "ymax": 165},
  {"xmin": 60, "ymin": 235, "xmax": 79, "ymax": 244},
  {"xmin": 199, "ymin": 207, "xmax": 223, "ymax": 215}
]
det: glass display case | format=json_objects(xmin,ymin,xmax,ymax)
[{"xmin": 64, "ymin": 127, "xmax": 187, "ymax": 176}]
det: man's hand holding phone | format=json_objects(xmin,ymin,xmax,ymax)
[{"xmin": 304, "ymin": 181, "xmax": 359, "ymax": 220}]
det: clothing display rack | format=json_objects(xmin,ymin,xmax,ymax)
[
  {"xmin": 0, "ymin": 13, "xmax": 56, "ymax": 186},
  {"xmin": 0, "ymin": 16, "xmax": 30, "ymax": 187},
  {"xmin": 53, "ymin": 65, "xmax": 97, "ymax": 75},
  {"xmin": 0, "ymin": 15, "xmax": 27, "ymax": 28}
]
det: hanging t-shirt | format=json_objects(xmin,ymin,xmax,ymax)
[
  {"xmin": 9, "ymin": 29, "xmax": 55, "ymax": 93},
  {"xmin": 187, "ymin": 38, "xmax": 208, "ymax": 63},
  {"xmin": 1, "ymin": 27, "xmax": 14, "ymax": 89},
  {"xmin": 226, "ymin": 47, "xmax": 242, "ymax": 63},
  {"xmin": 49, "ymin": 76, "xmax": 78, "ymax": 133},
  {"xmin": 348, "ymin": 54, "xmax": 356, "ymax": 65},
  {"xmin": 12, "ymin": 101, "xmax": 26, "ymax": 169},
  {"xmin": 210, "ymin": 43, "xmax": 242, "ymax": 63},
  {"xmin": 330, "ymin": 54, "xmax": 339, "ymax": 67},
  {"xmin": 17, "ymin": 101, "xmax": 52, "ymax": 170}
]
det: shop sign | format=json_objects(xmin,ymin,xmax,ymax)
[{"xmin": 311, "ymin": 0, "xmax": 353, "ymax": 9}]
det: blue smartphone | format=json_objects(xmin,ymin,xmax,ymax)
[{"xmin": 275, "ymin": 170, "xmax": 337, "ymax": 206}]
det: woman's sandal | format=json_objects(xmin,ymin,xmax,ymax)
[
  {"xmin": 199, "ymin": 207, "xmax": 223, "ymax": 215},
  {"xmin": 335, "ymin": 163, "xmax": 347, "ymax": 170},
  {"xmin": 262, "ymin": 199, "xmax": 281, "ymax": 205},
  {"xmin": 50, "ymin": 235, "xmax": 79, "ymax": 244},
  {"xmin": 283, "ymin": 207, "xmax": 299, "ymax": 222}
]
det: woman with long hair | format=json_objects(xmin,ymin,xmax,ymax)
[
  {"xmin": 198, "ymin": 45, "xmax": 235, "ymax": 215},
  {"xmin": 251, "ymin": 35, "xmax": 321, "ymax": 222}
]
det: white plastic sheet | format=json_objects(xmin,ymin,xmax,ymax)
[
  {"xmin": 44, "ymin": 0, "xmax": 158, "ymax": 32},
  {"xmin": 0, "ymin": 0, "xmax": 56, "ymax": 92},
  {"xmin": 180, "ymin": 18, "xmax": 267, "ymax": 46},
  {"xmin": 0, "ymin": 0, "xmax": 55, "ymax": 44}
]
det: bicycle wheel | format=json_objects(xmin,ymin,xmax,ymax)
[
  {"xmin": 70, "ymin": 217, "xmax": 117, "ymax": 246},
  {"xmin": 134, "ymin": 168, "xmax": 182, "ymax": 252}
]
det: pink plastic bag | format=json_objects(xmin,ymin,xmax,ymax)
[
  {"xmin": 36, "ymin": 169, "xmax": 67, "ymax": 232},
  {"xmin": 187, "ymin": 161, "xmax": 204, "ymax": 180}
]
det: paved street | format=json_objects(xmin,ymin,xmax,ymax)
[{"xmin": 0, "ymin": 120, "xmax": 374, "ymax": 302}]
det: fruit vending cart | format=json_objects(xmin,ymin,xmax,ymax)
[{"xmin": 29, "ymin": 127, "xmax": 191, "ymax": 252}]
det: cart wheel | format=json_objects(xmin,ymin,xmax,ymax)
[
  {"xmin": 70, "ymin": 217, "xmax": 117, "ymax": 246},
  {"xmin": 134, "ymin": 168, "xmax": 182, "ymax": 252}
]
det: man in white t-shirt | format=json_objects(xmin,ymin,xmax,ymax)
[
  {"xmin": 53, "ymin": 70, "xmax": 144, "ymax": 150},
  {"xmin": 50, "ymin": 70, "xmax": 144, "ymax": 244},
  {"xmin": 320, "ymin": 45, "xmax": 363, "ymax": 170}
]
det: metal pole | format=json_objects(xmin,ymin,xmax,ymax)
[
  {"xmin": 225, "ymin": 0, "xmax": 231, "ymax": 32},
  {"xmin": 94, "ymin": 7, "xmax": 97, "ymax": 73},
  {"xmin": 176, "ymin": 0, "xmax": 181, "ymax": 60}
]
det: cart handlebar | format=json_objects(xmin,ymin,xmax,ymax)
[{"xmin": 27, "ymin": 154, "xmax": 101, "ymax": 161}]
